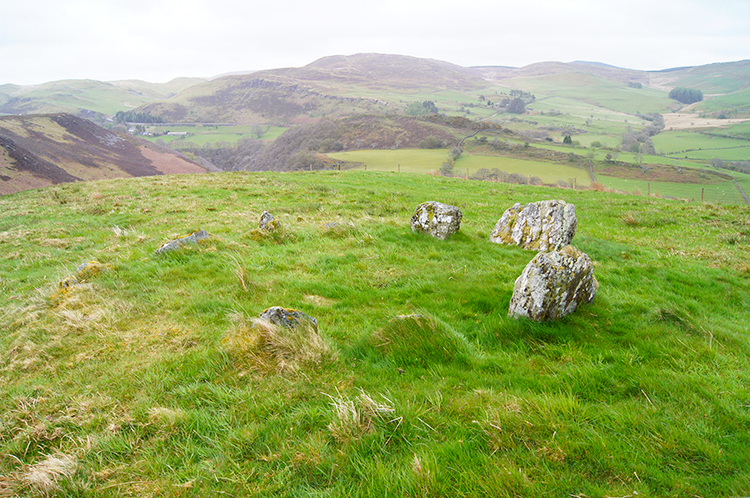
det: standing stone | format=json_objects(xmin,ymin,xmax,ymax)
[
  {"xmin": 156, "ymin": 229, "xmax": 210, "ymax": 254},
  {"xmin": 259, "ymin": 306, "xmax": 319, "ymax": 331},
  {"xmin": 490, "ymin": 200, "xmax": 577, "ymax": 251},
  {"xmin": 508, "ymin": 245, "xmax": 598, "ymax": 322},
  {"xmin": 410, "ymin": 201, "xmax": 462, "ymax": 240},
  {"xmin": 259, "ymin": 211, "xmax": 280, "ymax": 231}
]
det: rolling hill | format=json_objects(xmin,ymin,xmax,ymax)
[
  {"xmin": 132, "ymin": 53, "xmax": 487, "ymax": 124},
  {"xmin": 0, "ymin": 78, "xmax": 206, "ymax": 121},
  {"xmin": 0, "ymin": 114, "xmax": 206, "ymax": 195}
]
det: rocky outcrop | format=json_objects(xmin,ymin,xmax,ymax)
[
  {"xmin": 490, "ymin": 200, "xmax": 577, "ymax": 251},
  {"xmin": 258, "ymin": 306, "xmax": 319, "ymax": 331},
  {"xmin": 156, "ymin": 229, "xmax": 210, "ymax": 254},
  {"xmin": 508, "ymin": 245, "xmax": 598, "ymax": 322},
  {"xmin": 410, "ymin": 201, "xmax": 462, "ymax": 240}
]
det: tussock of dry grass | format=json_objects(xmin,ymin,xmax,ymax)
[
  {"xmin": 223, "ymin": 314, "xmax": 337, "ymax": 372},
  {"xmin": 148, "ymin": 406, "xmax": 186, "ymax": 430},
  {"xmin": 21, "ymin": 453, "xmax": 77, "ymax": 495},
  {"xmin": 325, "ymin": 389, "xmax": 397, "ymax": 442}
]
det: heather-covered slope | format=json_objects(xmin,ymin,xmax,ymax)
[{"xmin": 0, "ymin": 114, "xmax": 205, "ymax": 195}]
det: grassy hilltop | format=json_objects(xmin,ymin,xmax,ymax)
[{"xmin": 1, "ymin": 171, "xmax": 749, "ymax": 496}]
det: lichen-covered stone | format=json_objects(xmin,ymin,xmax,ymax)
[
  {"xmin": 76, "ymin": 260, "xmax": 109, "ymax": 280},
  {"xmin": 259, "ymin": 306, "xmax": 319, "ymax": 331},
  {"xmin": 156, "ymin": 229, "xmax": 210, "ymax": 254},
  {"xmin": 490, "ymin": 200, "xmax": 577, "ymax": 251},
  {"xmin": 509, "ymin": 245, "xmax": 598, "ymax": 322},
  {"xmin": 52, "ymin": 260, "xmax": 110, "ymax": 303},
  {"xmin": 57, "ymin": 260, "xmax": 109, "ymax": 289},
  {"xmin": 410, "ymin": 201, "xmax": 462, "ymax": 240},
  {"xmin": 259, "ymin": 211, "xmax": 280, "ymax": 231}
]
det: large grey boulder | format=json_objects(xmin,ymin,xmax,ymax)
[
  {"xmin": 490, "ymin": 200, "xmax": 577, "ymax": 251},
  {"xmin": 156, "ymin": 229, "xmax": 210, "ymax": 254},
  {"xmin": 508, "ymin": 245, "xmax": 598, "ymax": 322},
  {"xmin": 410, "ymin": 201, "xmax": 462, "ymax": 240}
]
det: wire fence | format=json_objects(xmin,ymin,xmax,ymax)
[{"xmin": 595, "ymin": 176, "xmax": 748, "ymax": 205}]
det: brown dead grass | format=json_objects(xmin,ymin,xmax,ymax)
[{"xmin": 139, "ymin": 145, "xmax": 206, "ymax": 175}]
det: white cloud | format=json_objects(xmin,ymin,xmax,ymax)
[{"xmin": 0, "ymin": 0, "xmax": 747, "ymax": 84}]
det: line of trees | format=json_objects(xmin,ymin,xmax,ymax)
[{"xmin": 114, "ymin": 111, "xmax": 164, "ymax": 124}]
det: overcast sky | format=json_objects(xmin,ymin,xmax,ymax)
[{"xmin": 1, "ymin": 0, "xmax": 748, "ymax": 85}]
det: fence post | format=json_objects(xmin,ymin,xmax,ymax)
[
  {"xmin": 574, "ymin": 177, "xmax": 577, "ymax": 189},
  {"xmin": 398, "ymin": 164, "xmax": 401, "ymax": 173},
  {"xmin": 309, "ymin": 164, "xmax": 313, "ymax": 172},
  {"xmin": 701, "ymin": 188, "xmax": 705, "ymax": 203},
  {"xmin": 648, "ymin": 183, "xmax": 651, "ymax": 197},
  {"xmin": 364, "ymin": 164, "xmax": 367, "ymax": 171}
]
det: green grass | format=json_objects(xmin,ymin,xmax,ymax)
[
  {"xmin": 1, "ymin": 171, "xmax": 750, "ymax": 496},
  {"xmin": 143, "ymin": 125, "xmax": 288, "ymax": 146},
  {"xmin": 505, "ymin": 74, "xmax": 674, "ymax": 115},
  {"xmin": 597, "ymin": 175, "xmax": 745, "ymax": 203},
  {"xmin": 653, "ymin": 131, "xmax": 750, "ymax": 161},
  {"xmin": 456, "ymin": 154, "xmax": 591, "ymax": 186},
  {"xmin": 328, "ymin": 148, "xmax": 451, "ymax": 172},
  {"xmin": 329, "ymin": 148, "xmax": 590, "ymax": 186}
]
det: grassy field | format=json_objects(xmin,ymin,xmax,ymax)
[
  {"xmin": 329, "ymin": 145, "xmax": 750, "ymax": 204},
  {"xmin": 143, "ymin": 125, "xmax": 288, "ymax": 146},
  {"xmin": 504, "ymin": 74, "xmax": 674, "ymax": 115},
  {"xmin": 653, "ymin": 131, "xmax": 750, "ymax": 161},
  {"xmin": 596, "ymin": 175, "xmax": 746, "ymax": 204},
  {"xmin": 328, "ymin": 148, "xmax": 590, "ymax": 185},
  {"xmin": 1, "ymin": 171, "xmax": 749, "ymax": 496},
  {"xmin": 328, "ymin": 148, "xmax": 451, "ymax": 173}
]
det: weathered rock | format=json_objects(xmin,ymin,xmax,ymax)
[
  {"xmin": 156, "ymin": 229, "xmax": 210, "ymax": 254},
  {"xmin": 508, "ymin": 245, "xmax": 598, "ymax": 322},
  {"xmin": 259, "ymin": 211, "xmax": 280, "ymax": 231},
  {"xmin": 52, "ymin": 260, "xmax": 110, "ymax": 303},
  {"xmin": 58, "ymin": 260, "xmax": 109, "ymax": 289},
  {"xmin": 490, "ymin": 200, "xmax": 577, "ymax": 251},
  {"xmin": 410, "ymin": 201, "xmax": 462, "ymax": 240},
  {"xmin": 76, "ymin": 260, "xmax": 109, "ymax": 279},
  {"xmin": 259, "ymin": 306, "xmax": 319, "ymax": 331}
]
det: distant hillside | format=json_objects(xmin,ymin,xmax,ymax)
[
  {"xmin": 135, "ymin": 54, "xmax": 489, "ymax": 124},
  {"xmin": 648, "ymin": 60, "xmax": 750, "ymax": 94},
  {"xmin": 0, "ymin": 114, "xmax": 206, "ymax": 195},
  {"xmin": 0, "ymin": 78, "xmax": 205, "ymax": 120},
  {"xmin": 276, "ymin": 53, "xmax": 486, "ymax": 91},
  {"xmin": 475, "ymin": 59, "xmax": 750, "ymax": 95},
  {"xmin": 475, "ymin": 61, "xmax": 650, "ymax": 87},
  {"xmin": 174, "ymin": 114, "xmax": 496, "ymax": 172},
  {"xmin": 136, "ymin": 75, "xmax": 390, "ymax": 124}
]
